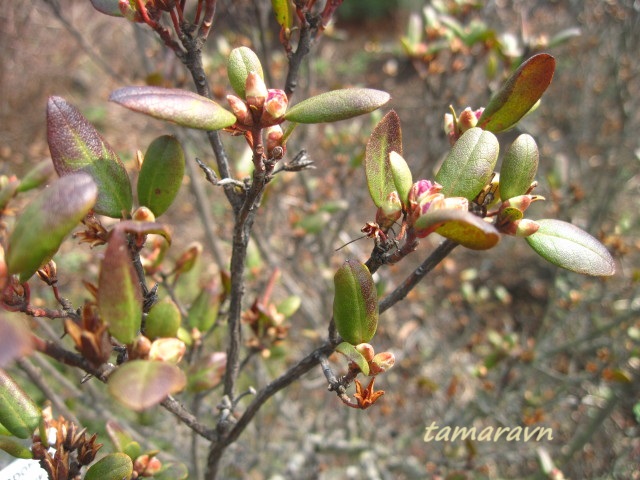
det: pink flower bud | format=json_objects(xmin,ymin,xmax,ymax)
[
  {"xmin": 261, "ymin": 89, "xmax": 288, "ymax": 126},
  {"xmin": 458, "ymin": 107, "xmax": 478, "ymax": 133},
  {"xmin": 226, "ymin": 94, "xmax": 253, "ymax": 127},
  {"xmin": 369, "ymin": 351, "xmax": 395, "ymax": 376},
  {"xmin": 408, "ymin": 180, "xmax": 443, "ymax": 205},
  {"xmin": 375, "ymin": 191, "xmax": 403, "ymax": 230},
  {"xmin": 245, "ymin": 71, "xmax": 268, "ymax": 110},
  {"xmin": 355, "ymin": 343, "xmax": 375, "ymax": 362}
]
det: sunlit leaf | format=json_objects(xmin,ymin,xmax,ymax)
[
  {"xmin": 107, "ymin": 360, "xmax": 186, "ymax": 411},
  {"xmin": 414, "ymin": 209, "xmax": 501, "ymax": 250},
  {"xmin": 6, "ymin": 173, "xmax": 97, "ymax": 281},
  {"xmin": 98, "ymin": 228, "xmax": 142, "ymax": 345},
  {"xmin": 478, "ymin": 53, "xmax": 556, "ymax": 132},
  {"xmin": 435, "ymin": 127, "xmax": 499, "ymax": 200},
  {"xmin": 47, "ymin": 96, "xmax": 132, "ymax": 218},
  {"xmin": 0, "ymin": 370, "xmax": 42, "ymax": 439},
  {"xmin": 389, "ymin": 151, "xmax": 413, "ymax": 207},
  {"xmin": 499, "ymin": 134, "xmax": 539, "ymax": 200},
  {"xmin": 85, "ymin": 453, "xmax": 133, "ymax": 480},
  {"xmin": 271, "ymin": 0, "xmax": 292, "ymax": 29},
  {"xmin": 110, "ymin": 86, "xmax": 237, "ymax": 131},
  {"xmin": 364, "ymin": 111, "xmax": 403, "ymax": 207},
  {"xmin": 227, "ymin": 47, "xmax": 264, "ymax": 99},
  {"xmin": 525, "ymin": 219, "xmax": 616, "ymax": 276},
  {"xmin": 284, "ymin": 88, "xmax": 390, "ymax": 124},
  {"xmin": 335, "ymin": 342, "xmax": 370, "ymax": 376},
  {"xmin": 137, "ymin": 135, "xmax": 185, "ymax": 217},
  {"xmin": 333, "ymin": 260, "xmax": 378, "ymax": 345}
]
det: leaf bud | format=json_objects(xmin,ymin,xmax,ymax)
[
  {"xmin": 369, "ymin": 351, "xmax": 395, "ymax": 376},
  {"xmin": 458, "ymin": 107, "xmax": 478, "ymax": 133},
  {"xmin": 375, "ymin": 191, "xmax": 403, "ymax": 230},
  {"xmin": 265, "ymin": 125, "xmax": 285, "ymax": 159},
  {"xmin": 132, "ymin": 206, "xmax": 156, "ymax": 223},
  {"xmin": 148, "ymin": 338, "xmax": 186, "ymax": 364},
  {"xmin": 226, "ymin": 94, "xmax": 253, "ymax": 127},
  {"xmin": 354, "ymin": 343, "xmax": 375, "ymax": 362},
  {"xmin": 245, "ymin": 71, "xmax": 268, "ymax": 111}
]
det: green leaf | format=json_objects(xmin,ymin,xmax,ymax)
[
  {"xmin": 16, "ymin": 160, "xmax": 55, "ymax": 193},
  {"xmin": 0, "ymin": 437, "xmax": 33, "ymax": 459},
  {"xmin": 284, "ymin": 88, "xmax": 390, "ymax": 124},
  {"xmin": 47, "ymin": 96, "xmax": 133, "ymax": 218},
  {"xmin": 186, "ymin": 352, "xmax": 226, "ymax": 393},
  {"xmin": 154, "ymin": 462, "xmax": 189, "ymax": 480},
  {"xmin": 271, "ymin": 0, "xmax": 292, "ymax": 29},
  {"xmin": 137, "ymin": 135, "xmax": 185, "ymax": 217},
  {"xmin": 435, "ymin": 127, "xmax": 499, "ymax": 200},
  {"xmin": 478, "ymin": 53, "xmax": 556, "ymax": 132},
  {"xmin": 98, "ymin": 227, "xmax": 143, "ymax": 344},
  {"xmin": 335, "ymin": 342, "xmax": 370, "ymax": 376},
  {"xmin": 107, "ymin": 360, "xmax": 186, "ymax": 411},
  {"xmin": 227, "ymin": 47, "xmax": 264, "ymax": 99},
  {"xmin": 277, "ymin": 295, "xmax": 301, "ymax": 318},
  {"xmin": 364, "ymin": 111, "xmax": 403, "ymax": 207},
  {"xmin": 6, "ymin": 173, "xmax": 98, "ymax": 281},
  {"xmin": 187, "ymin": 284, "xmax": 220, "ymax": 333},
  {"xmin": 415, "ymin": 209, "xmax": 501, "ymax": 250},
  {"xmin": 333, "ymin": 260, "xmax": 378, "ymax": 345},
  {"xmin": 389, "ymin": 151, "xmax": 413, "ymax": 207},
  {"xmin": 110, "ymin": 86, "xmax": 237, "ymax": 131},
  {"xmin": 145, "ymin": 298, "xmax": 181, "ymax": 340},
  {"xmin": 499, "ymin": 134, "xmax": 539, "ymax": 200},
  {"xmin": 85, "ymin": 453, "xmax": 133, "ymax": 480},
  {"xmin": 0, "ymin": 370, "xmax": 42, "ymax": 439},
  {"xmin": 525, "ymin": 219, "xmax": 616, "ymax": 276}
]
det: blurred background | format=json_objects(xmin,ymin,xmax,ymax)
[{"xmin": 1, "ymin": 0, "xmax": 639, "ymax": 478}]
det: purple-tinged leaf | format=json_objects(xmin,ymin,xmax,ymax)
[
  {"xmin": 98, "ymin": 228, "xmax": 142, "ymax": 345},
  {"xmin": 478, "ymin": 54, "xmax": 556, "ymax": 133},
  {"xmin": 333, "ymin": 260, "xmax": 378, "ymax": 345},
  {"xmin": 435, "ymin": 127, "xmax": 499, "ymax": 200},
  {"xmin": 335, "ymin": 342, "xmax": 370, "ymax": 376},
  {"xmin": 525, "ymin": 219, "xmax": 616, "ymax": 276},
  {"xmin": 227, "ymin": 47, "xmax": 264, "ymax": 99},
  {"xmin": 0, "ymin": 370, "xmax": 42, "ymax": 439},
  {"xmin": 7, "ymin": 173, "xmax": 98, "ymax": 281},
  {"xmin": 107, "ymin": 360, "xmax": 186, "ymax": 411},
  {"xmin": 137, "ymin": 135, "xmax": 185, "ymax": 217},
  {"xmin": 110, "ymin": 86, "xmax": 237, "ymax": 131},
  {"xmin": 499, "ymin": 134, "xmax": 539, "ymax": 200},
  {"xmin": 47, "ymin": 97, "xmax": 133, "ymax": 218},
  {"xmin": 0, "ymin": 316, "xmax": 32, "ymax": 368},
  {"xmin": 414, "ymin": 209, "xmax": 500, "ymax": 250},
  {"xmin": 85, "ymin": 453, "xmax": 133, "ymax": 480},
  {"xmin": 284, "ymin": 88, "xmax": 390, "ymax": 124},
  {"xmin": 364, "ymin": 111, "xmax": 403, "ymax": 207}
]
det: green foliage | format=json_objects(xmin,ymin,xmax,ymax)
[
  {"xmin": 499, "ymin": 134, "xmax": 539, "ymax": 200},
  {"xmin": 6, "ymin": 173, "xmax": 97, "ymax": 281},
  {"xmin": 364, "ymin": 111, "xmax": 403, "ymax": 207},
  {"xmin": 0, "ymin": 370, "xmax": 41, "ymax": 439},
  {"xmin": 85, "ymin": 453, "xmax": 134, "ymax": 480},
  {"xmin": 227, "ymin": 47, "xmax": 265, "ymax": 99},
  {"xmin": 333, "ymin": 260, "xmax": 379, "ymax": 345}
]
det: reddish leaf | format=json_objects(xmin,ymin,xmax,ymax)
[
  {"xmin": 415, "ymin": 209, "xmax": 501, "ymax": 250},
  {"xmin": 478, "ymin": 54, "xmax": 556, "ymax": 132},
  {"xmin": 107, "ymin": 360, "xmax": 186, "ymax": 411},
  {"xmin": 47, "ymin": 96, "xmax": 133, "ymax": 218},
  {"xmin": 110, "ymin": 86, "xmax": 237, "ymax": 131},
  {"xmin": 98, "ymin": 228, "xmax": 142, "ymax": 345},
  {"xmin": 364, "ymin": 111, "xmax": 403, "ymax": 207}
]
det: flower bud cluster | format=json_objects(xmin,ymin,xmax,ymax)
[
  {"xmin": 353, "ymin": 343, "xmax": 396, "ymax": 376},
  {"xmin": 227, "ymin": 72, "xmax": 289, "ymax": 158}
]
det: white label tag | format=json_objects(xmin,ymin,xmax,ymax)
[{"xmin": 0, "ymin": 459, "xmax": 49, "ymax": 480}]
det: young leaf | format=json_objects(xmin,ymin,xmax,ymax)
[
  {"xmin": 333, "ymin": 260, "xmax": 378, "ymax": 345},
  {"xmin": 107, "ymin": 360, "xmax": 186, "ymax": 411},
  {"xmin": 284, "ymin": 88, "xmax": 390, "ymax": 124},
  {"xmin": 414, "ymin": 209, "xmax": 501, "ymax": 250},
  {"xmin": 0, "ymin": 370, "xmax": 42, "ymax": 439},
  {"xmin": 499, "ymin": 134, "xmax": 539, "ymax": 200},
  {"xmin": 6, "ymin": 173, "xmax": 98, "ymax": 282},
  {"xmin": 15, "ymin": 160, "xmax": 55, "ymax": 194},
  {"xmin": 525, "ymin": 219, "xmax": 616, "ymax": 276},
  {"xmin": 335, "ymin": 342, "xmax": 370, "ymax": 376},
  {"xmin": 271, "ymin": 0, "xmax": 292, "ymax": 29},
  {"xmin": 364, "ymin": 111, "xmax": 403, "ymax": 207},
  {"xmin": 389, "ymin": 151, "xmax": 413, "ymax": 207},
  {"xmin": 85, "ymin": 453, "xmax": 133, "ymax": 480},
  {"xmin": 137, "ymin": 135, "xmax": 185, "ymax": 217},
  {"xmin": 98, "ymin": 228, "xmax": 143, "ymax": 345},
  {"xmin": 47, "ymin": 96, "xmax": 133, "ymax": 218},
  {"xmin": 110, "ymin": 86, "xmax": 237, "ymax": 131},
  {"xmin": 187, "ymin": 285, "xmax": 220, "ymax": 333},
  {"xmin": 478, "ymin": 53, "xmax": 556, "ymax": 132},
  {"xmin": 227, "ymin": 47, "xmax": 264, "ymax": 99},
  {"xmin": 145, "ymin": 298, "xmax": 181, "ymax": 340},
  {"xmin": 435, "ymin": 127, "xmax": 499, "ymax": 200}
]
